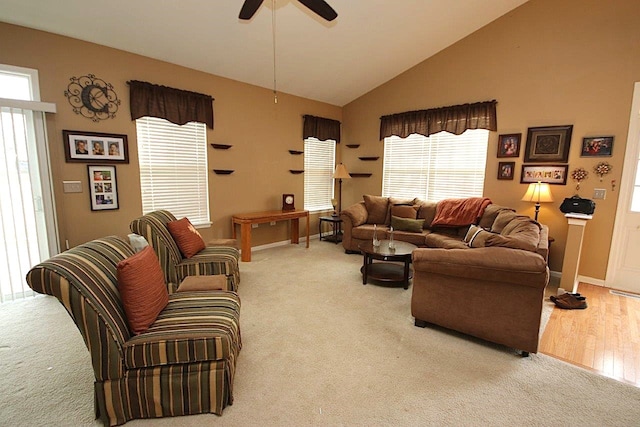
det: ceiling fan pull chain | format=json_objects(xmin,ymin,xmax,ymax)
[{"xmin": 272, "ymin": 0, "xmax": 278, "ymax": 104}]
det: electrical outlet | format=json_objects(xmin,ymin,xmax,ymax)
[
  {"xmin": 251, "ymin": 223, "xmax": 259, "ymax": 228},
  {"xmin": 63, "ymin": 181, "xmax": 82, "ymax": 193},
  {"xmin": 593, "ymin": 188, "xmax": 606, "ymax": 200},
  {"xmin": 270, "ymin": 221, "xmax": 276, "ymax": 225}
]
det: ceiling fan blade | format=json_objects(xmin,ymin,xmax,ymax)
[
  {"xmin": 239, "ymin": 0, "xmax": 265, "ymax": 20},
  {"xmin": 298, "ymin": 0, "xmax": 338, "ymax": 21}
]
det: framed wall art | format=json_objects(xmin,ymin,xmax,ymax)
[
  {"xmin": 581, "ymin": 136, "xmax": 613, "ymax": 157},
  {"xmin": 88, "ymin": 165, "xmax": 119, "ymax": 211},
  {"xmin": 498, "ymin": 162, "xmax": 515, "ymax": 180},
  {"xmin": 523, "ymin": 125, "xmax": 573, "ymax": 163},
  {"xmin": 64, "ymin": 130, "xmax": 129, "ymax": 163},
  {"xmin": 520, "ymin": 164, "xmax": 568, "ymax": 185},
  {"xmin": 497, "ymin": 133, "xmax": 521, "ymax": 158}
]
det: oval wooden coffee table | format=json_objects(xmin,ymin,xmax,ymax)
[{"xmin": 358, "ymin": 240, "xmax": 417, "ymax": 290}]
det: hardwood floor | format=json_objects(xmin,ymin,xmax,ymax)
[{"xmin": 540, "ymin": 282, "xmax": 640, "ymax": 387}]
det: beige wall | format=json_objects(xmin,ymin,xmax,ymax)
[
  {"xmin": 0, "ymin": 22, "xmax": 341, "ymax": 249},
  {"xmin": 2, "ymin": 0, "xmax": 639, "ymax": 279},
  {"xmin": 342, "ymin": 0, "xmax": 640, "ymax": 278}
]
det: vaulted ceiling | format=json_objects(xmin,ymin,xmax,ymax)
[{"xmin": 0, "ymin": 0, "xmax": 529, "ymax": 106}]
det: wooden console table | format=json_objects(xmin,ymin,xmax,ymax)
[{"xmin": 231, "ymin": 210, "xmax": 310, "ymax": 262}]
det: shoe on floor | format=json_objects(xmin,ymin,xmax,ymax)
[{"xmin": 551, "ymin": 293, "xmax": 588, "ymax": 309}]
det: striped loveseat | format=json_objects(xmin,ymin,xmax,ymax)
[
  {"xmin": 26, "ymin": 236, "xmax": 242, "ymax": 426},
  {"xmin": 130, "ymin": 210, "xmax": 240, "ymax": 293}
]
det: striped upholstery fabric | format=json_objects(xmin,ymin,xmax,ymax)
[
  {"xmin": 26, "ymin": 236, "xmax": 242, "ymax": 426},
  {"xmin": 130, "ymin": 210, "xmax": 240, "ymax": 292},
  {"xmin": 124, "ymin": 291, "xmax": 241, "ymax": 369}
]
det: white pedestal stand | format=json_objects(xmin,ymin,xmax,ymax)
[{"xmin": 559, "ymin": 213, "xmax": 593, "ymax": 294}]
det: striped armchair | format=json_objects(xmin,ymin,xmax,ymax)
[
  {"xmin": 26, "ymin": 236, "xmax": 242, "ymax": 426},
  {"xmin": 130, "ymin": 210, "xmax": 240, "ymax": 293}
]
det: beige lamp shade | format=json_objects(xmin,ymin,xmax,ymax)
[
  {"xmin": 522, "ymin": 181, "xmax": 553, "ymax": 221},
  {"xmin": 521, "ymin": 182, "xmax": 554, "ymax": 203},
  {"xmin": 333, "ymin": 163, "xmax": 351, "ymax": 179}
]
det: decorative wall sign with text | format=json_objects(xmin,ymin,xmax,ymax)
[{"xmin": 64, "ymin": 74, "xmax": 120, "ymax": 122}]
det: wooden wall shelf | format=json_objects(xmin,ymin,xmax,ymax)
[
  {"xmin": 346, "ymin": 144, "xmax": 360, "ymax": 148},
  {"xmin": 211, "ymin": 144, "xmax": 232, "ymax": 149},
  {"xmin": 358, "ymin": 156, "xmax": 379, "ymax": 161},
  {"xmin": 289, "ymin": 170, "xmax": 304, "ymax": 174},
  {"xmin": 350, "ymin": 173, "xmax": 372, "ymax": 178},
  {"xmin": 213, "ymin": 169, "xmax": 234, "ymax": 175},
  {"xmin": 288, "ymin": 150, "xmax": 304, "ymax": 155}
]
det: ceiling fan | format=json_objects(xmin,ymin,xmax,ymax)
[{"xmin": 239, "ymin": 0, "xmax": 338, "ymax": 21}]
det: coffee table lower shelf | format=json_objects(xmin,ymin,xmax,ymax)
[{"xmin": 360, "ymin": 263, "xmax": 413, "ymax": 289}]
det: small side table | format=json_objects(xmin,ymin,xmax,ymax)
[{"xmin": 319, "ymin": 216, "xmax": 343, "ymax": 244}]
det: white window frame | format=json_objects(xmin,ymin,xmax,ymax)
[
  {"xmin": 382, "ymin": 129, "xmax": 489, "ymax": 201},
  {"xmin": 304, "ymin": 137, "xmax": 336, "ymax": 212},
  {"xmin": 135, "ymin": 117, "xmax": 210, "ymax": 226}
]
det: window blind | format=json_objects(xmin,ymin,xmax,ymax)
[
  {"xmin": 304, "ymin": 137, "xmax": 335, "ymax": 212},
  {"xmin": 136, "ymin": 117, "xmax": 210, "ymax": 226},
  {"xmin": 382, "ymin": 129, "xmax": 488, "ymax": 201}
]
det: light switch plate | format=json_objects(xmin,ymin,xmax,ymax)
[
  {"xmin": 63, "ymin": 180, "xmax": 82, "ymax": 193},
  {"xmin": 593, "ymin": 188, "xmax": 606, "ymax": 199}
]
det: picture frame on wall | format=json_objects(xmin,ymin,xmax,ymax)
[
  {"xmin": 497, "ymin": 161, "xmax": 515, "ymax": 180},
  {"xmin": 523, "ymin": 125, "xmax": 573, "ymax": 163},
  {"xmin": 520, "ymin": 164, "xmax": 568, "ymax": 185},
  {"xmin": 497, "ymin": 134, "xmax": 521, "ymax": 158},
  {"xmin": 88, "ymin": 165, "xmax": 119, "ymax": 211},
  {"xmin": 64, "ymin": 130, "xmax": 129, "ymax": 163},
  {"xmin": 581, "ymin": 136, "xmax": 614, "ymax": 157}
]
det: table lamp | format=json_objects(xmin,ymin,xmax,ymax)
[
  {"xmin": 521, "ymin": 181, "xmax": 554, "ymax": 221},
  {"xmin": 333, "ymin": 163, "xmax": 351, "ymax": 214}
]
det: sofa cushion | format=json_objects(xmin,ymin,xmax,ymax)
[
  {"xmin": 490, "ymin": 210, "xmax": 518, "ymax": 233},
  {"xmin": 363, "ymin": 195, "xmax": 389, "ymax": 224},
  {"xmin": 391, "ymin": 204, "xmax": 418, "ymax": 219},
  {"xmin": 478, "ymin": 205, "xmax": 514, "ymax": 229},
  {"xmin": 123, "ymin": 290, "xmax": 241, "ymax": 369},
  {"xmin": 117, "ymin": 246, "xmax": 169, "ymax": 335},
  {"xmin": 352, "ymin": 223, "xmax": 380, "ymax": 241},
  {"xmin": 425, "ymin": 232, "xmax": 469, "ymax": 249},
  {"xmin": 487, "ymin": 217, "xmax": 541, "ymax": 252},
  {"xmin": 414, "ymin": 199, "xmax": 438, "ymax": 229},
  {"xmin": 167, "ymin": 217, "xmax": 206, "ymax": 258},
  {"xmin": 386, "ymin": 197, "xmax": 417, "ymax": 224},
  {"xmin": 463, "ymin": 225, "xmax": 494, "ymax": 248},
  {"xmin": 391, "ymin": 215, "xmax": 425, "ymax": 233},
  {"xmin": 392, "ymin": 229, "xmax": 430, "ymax": 246}
]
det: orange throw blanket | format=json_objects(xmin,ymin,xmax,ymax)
[{"xmin": 430, "ymin": 197, "xmax": 492, "ymax": 227}]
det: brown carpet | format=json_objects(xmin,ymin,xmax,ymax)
[{"xmin": 1, "ymin": 240, "xmax": 638, "ymax": 426}]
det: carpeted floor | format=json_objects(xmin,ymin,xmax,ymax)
[{"xmin": 1, "ymin": 241, "xmax": 639, "ymax": 426}]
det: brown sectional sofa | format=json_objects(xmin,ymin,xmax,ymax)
[{"xmin": 340, "ymin": 195, "xmax": 550, "ymax": 355}]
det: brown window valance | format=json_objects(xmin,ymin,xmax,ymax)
[
  {"xmin": 379, "ymin": 100, "xmax": 497, "ymax": 140},
  {"xmin": 303, "ymin": 115, "xmax": 341, "ymax": 143},
  {"xmin": 128, "ymin": 80, "xmax": 214, "ymax": 129}
]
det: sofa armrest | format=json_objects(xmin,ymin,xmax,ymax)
[
  {"xmin": 341, "ymin": 201, "xmax": 368, "ymax": 227},
  {"xmin": 412, "ymin": 247, "xmax": 548, "ymax": 289}
]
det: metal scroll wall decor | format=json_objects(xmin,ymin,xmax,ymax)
[{"xmin": 64, "ymin": 74, "xmax": 120, "ymax": 122}]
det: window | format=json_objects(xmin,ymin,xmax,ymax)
[
  {"xmin": 382, "ymin": 129, "xmax": 489, "ymax": 201},
  {"xmin": 136, "ymin": 117, "xmax": 210, "ymax": 226},
  {"xmin": 304, "ymin": 137, "xmax": 336, "ymax": 212}
]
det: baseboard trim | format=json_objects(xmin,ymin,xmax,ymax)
[
  {"xmin": 577, "ymin": 275, "xmax": 605, "ymax": 287},
  {"xmin": 240, "ymin": 234, "xmax": 321, "ymax": 257}
]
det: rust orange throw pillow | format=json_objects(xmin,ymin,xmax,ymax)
[
  {"xmin": 117, "ymin": 246, "xmax": 169, "ymax": 335},
  {"xmin": 167, "ymin": 217, "xmax": 206, "ymax": 258}
]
